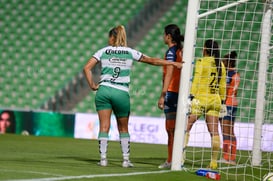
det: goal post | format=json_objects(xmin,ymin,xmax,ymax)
[
  {"xmin": 171, "ymin": 0, "xmax": 200, "ymax": 171},
  {"xmin": 252, "ymin": 0, "xmax": 272, "ymax": 166},
  {"xmin": 172, "ymin": 0, "xmax": 273, "ymax": 180}
]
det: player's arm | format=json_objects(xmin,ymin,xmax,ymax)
[
  {"xmin": 83, "ymin": 57, "xmax": 99, "ymax": 91},
  {"xmin": 190, "ymin": 59, "xmax": 202, "ymax": 97},
  {"xmin": 158, "ymin": 64, "xmax": 174, "ymax": 109},
  {"xmin": 219, "ymin": 62, "xmax": 227, "ymax": 101},
  {"xmin": 162, "ymin": 65, "xmax": 174, "ymax": 95},
  {"xmin": 232, "ymin": 73, "xmax": 240, "ymax": 95},
  {"xmin": 139, "ymin": 55, "xmax": 183, "ymax": 69}
]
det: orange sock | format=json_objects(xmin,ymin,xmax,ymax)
[
  {"xmin": 166, "ymin": 120, "xmax": 175, "ymax": 163},
  {"xmin": 223, "ymin": 140, "xmax": 231, "ymax": 161},
  {"xmin": 231, "ymin": 140, "xmax": 237, "ymax": 161}
]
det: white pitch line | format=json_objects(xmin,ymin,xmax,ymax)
[
  {"xmin": 0, "ymin": 169, "xmax": 64, "ymax": 177},
  {"xmin": 6, "ymin": 170, "xmax": 171, "ymax": 181},
  {"xmin": 218, "ymin": 164, "xmax": 247, "ymax": 170}
]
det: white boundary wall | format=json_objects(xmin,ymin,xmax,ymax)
[{"xmin": 74, "ymin": 113, "xmax": 273, "ymax": 152}]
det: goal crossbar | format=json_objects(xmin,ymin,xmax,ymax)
[{"xmin": 198, "ymin": 0, "xmax": 249, "ymax": 19}]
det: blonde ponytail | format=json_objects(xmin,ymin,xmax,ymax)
[{"xmin": 112, "ymin": 25, "xmax": 127, "ymax": 47}]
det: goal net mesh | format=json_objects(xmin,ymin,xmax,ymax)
[{"xmin": 185, "ymin": 1, "xmax": 273, "ymax": 180}]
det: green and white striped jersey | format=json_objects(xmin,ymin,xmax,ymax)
[{"xmin": 93, "ymin": 46, "xmax": 143, "ymax": 92}]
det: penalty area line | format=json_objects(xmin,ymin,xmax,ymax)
[
  {"xmin": 6, "ymin": 170, "xmax": 171, "ymax": 181},
  {"xmin": 0, "ymin": 169, "xmax": 64, "ymax": 177},
  {"xmin": 218, "ymin": 164, "xmax": 247, "ymax": 170}
]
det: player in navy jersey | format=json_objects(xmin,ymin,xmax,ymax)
[{"xmin": 158, "ymin": 24, "xmax": 184, "ymax": 169}]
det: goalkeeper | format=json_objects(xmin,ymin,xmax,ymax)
[
  {"xmin": 184, "ymin": 39, "xmax": 226, "ymax": 169},
  {"xmin": 219, "ymin": 51, "xmax": 240, "ymax": 165}
]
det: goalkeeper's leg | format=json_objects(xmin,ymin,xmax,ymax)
[
  {"xmin": 206, "ymin": 114, "xmax": 220, "ymax": 169},
  {"xmin": 182, "ymin": 131, "xmax": 190, "ymax": 165},
  {"xmin": 211, "ymin": 135, "xmax": 220, "ymax": 168},
  {"xmin": 183, "ymin": 114, "xmax": 199, "ymax": 165}
]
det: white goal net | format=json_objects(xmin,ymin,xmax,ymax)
[{"xmin": 172, "ymin": 1, "xmax": 273, "ymax": 181}]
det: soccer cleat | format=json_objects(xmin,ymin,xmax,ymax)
[
  {"xmin": 97, "ymin": 159, "xmax": 108, "ymax": 167},
  {"xmin": 208, "ymin": 160, "xmax": 218, "ymax": 169},
  {"xmin": 122, "ymin": 160, "xmax": 134, "ymax": 168},
  {"xmin": 218, "ymin": 158, "xmax": 228, "ymax": 164},
  {"xmin": 158, "ymin": 161, "xmax": 171, "ymax": 169},
  {"xmin": 228, "ymin": 160, "xmax": 236, "ymax": 165}
]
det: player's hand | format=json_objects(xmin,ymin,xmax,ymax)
[
  {"xmin": 90, "ymin": 83, "xmax": 99, "ymax": 91},
  {"xmin": 219, "ymin": 104, "xmax": 227, "ymax": 118},
  {"xmin": 157, "ymin": 96, "xmax": 164, "ymax": 110},
  {"xmin": 188, "ymin": 95, "xmax": 200, "ymax": 114},
  {"xmin": 172, "ymin": 61, "xmax": 184, "ymax": 69}
]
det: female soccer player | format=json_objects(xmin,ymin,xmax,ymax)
[
  {"xmin": 220, "ymin": 51, "xmax": 240, "ymax": 165},
  {"xmin": 157, "ymin": 24, "xmax": 184, "ymax": 169},
  {"xmin": 184, "ymin": 39, "xmax": 226, "ymax": 169},
  {"xmin": 83, "ymin": 25, "xmax": 182, "ymax": 168}
]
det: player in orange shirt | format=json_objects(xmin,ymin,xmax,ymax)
[
  {"xmin": 219, "ymin": 51, "xmax": 240, "ymax": 165},
  {"xmin": 158, "ymin": 24, "xmax": 184, "ymax": 169}
]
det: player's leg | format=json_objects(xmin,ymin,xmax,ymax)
[
  {"xmin": 205, "ymin": 96, "xmax": 222, "ymax": 169},
  {"xmin": 183, "ymin": 98, "xmax": 202, "ymax": 165},
  {"xmin": 206, "ymin": 114, "xmax": 220, "ymax": 169},
  {"xmin": 185, "ymin": 97, "xmax": 202, "ymax": 145},
  {"xmin": 182, "ymin": 114, "xmax": 198, "ymax": 166},
  {"xmin": 158, "ymin": 113, "xmax": 175, "ymax": 168},
  {"xmin": 206, "ymin": 96, "xmax": 221, "ymax": 169},
  {"xmin": 230, "ymin": 121, "xmax": 237, "ymax": 162},
  {"xmin": 181, "ymin": 98, "xmax": 203, "ymax": 165},
  {"xmin": 166, "ymin": 116, "xmax": 175, "ymax": 163},
  {"xmin": 230, "ymin": 107, "xmax": 238, "ymax": 162},
  {"xmin": 159, "ymin": 92, "xmax": 178, "ymax": 169},
  {"xmin": 97, "ymin": 109, "xmax": 112, "ymax": 166},
  {"xmin": 220, "ymin": 118, "xmax": 232, "ymax": 161},
  {"xmin": 221, "ymin": 106, "xmax": 237, "ymax": 163},
  {"xmin": 95, "ymin": 86, "xmax": 113, "ymax": 166},
  {"xmin": 112, "ymin": 88, "xmax": 133, "ymax": 167},
  {"xmin": 185, "ymin": 114, "xmax": 199, "ymax": 150},
  {"xmin": 116, "ymin": 116, "xmax": 133, "ymax": 167}
]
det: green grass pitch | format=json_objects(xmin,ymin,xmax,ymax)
[{"xmin": 0, "ymin": 134, "xmax": 271, "ymax": 181}]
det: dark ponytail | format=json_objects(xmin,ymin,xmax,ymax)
[
  {"xmin": 224, "ymin": 51, "xmax": 237, "ymax": 68},
  {"xmin": 164, "ymin": 24, "xmax": 184, "ymax": 49},
  {"xmin": 204, "ymin": 39, "xmax": 221, "ymax": 83}
]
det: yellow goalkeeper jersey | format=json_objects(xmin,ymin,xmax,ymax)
[{"xmin": 190, "ymin": 56, "xmax": 226, "ymax": 101}]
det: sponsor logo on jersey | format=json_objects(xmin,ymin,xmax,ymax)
[
  {"xmin": 105, "ymin": 49, "xmax": 129, "ymax": 55},
  {"xmin": 109, "ymin": 57, "xmax": 127, "ymax": 64}
]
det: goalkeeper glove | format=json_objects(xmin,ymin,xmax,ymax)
[
  {"xmin": 187, "ymin": 94, "xmax": 194, "ymax": 113},
  {"xmin": 219, "ymin": 101, "xmax": 227, "ymax": 118},
  {"xmin": 188, "ymin": 95, "xmax": 200, "ymax": 114}
]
